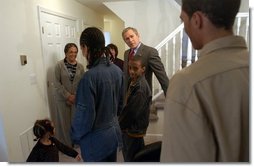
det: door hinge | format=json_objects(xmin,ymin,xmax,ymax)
[{"xmin": 42, "ymin": 26, "xmax": 44, "ymax": 34}]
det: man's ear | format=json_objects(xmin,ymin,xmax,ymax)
[
  {"xmin": 191, "ymin": 11, "xmax": 203, "ymax": 29},
  {"xmin": 142, "ymin": 66, "xmax": 146, "ymax": 73}
]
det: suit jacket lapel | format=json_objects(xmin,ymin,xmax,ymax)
[{"xmin": 136, "ymin": 43, "xmax": 144, "ymax": 56}]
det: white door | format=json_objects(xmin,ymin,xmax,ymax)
[{"xmin": 39, "ymin": 8, "xmax": 78, "ymax": 122}]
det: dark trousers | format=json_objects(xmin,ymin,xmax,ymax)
[
  {"xmin": 122, "ymin": 133, "xmax": 145, "ymax": 162},
  {"xmin": 98, "ymin": 150, "xmax": 117, "ymax": 162}
]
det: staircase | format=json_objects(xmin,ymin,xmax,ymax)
[{"xmin": 152, "ymin": 12, "xmax": 249, "ymax": 110}]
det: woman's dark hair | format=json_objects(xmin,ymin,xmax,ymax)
[
  {"xmin": 107, "ymin": 43, "xmax": 118, "ymax": 57},
  {"xmin": 182, "ymin": 0, "xmax": 241, "ymax": 30},
  {"xmin": 64, "ymin": 43, "xmax": 78, "ymax": 54},
  {"xmin": 80, "ymin": 27, "xmax": 111, "ymax": 69},
  {"xmin": 33, "ymin": 119, "xmax": 54, "ymax": 140}
]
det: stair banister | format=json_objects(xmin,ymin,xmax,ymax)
[{"xmin": 151, "ymin": 12, "xmax": 249, "ymax": 103}]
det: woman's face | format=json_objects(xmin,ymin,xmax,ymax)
[
  {"xmin": 109, "ymin": 48, "xmax": 116, "ymax": 59},
  {"xmin": 65, "ymin": 46, "xmax": 78, "ymax": 63}
]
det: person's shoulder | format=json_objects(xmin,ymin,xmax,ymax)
[
  {"xmin": 83, "ymin": 68, "xmax": 94, "ymax": 78},
  {"xmin": 85, "ymin": 63, "xmax": 115, "ymax": 76},
  {"xmin": 58, "ymin": 59, "xmax": 65, "ymax": 63},
  {"xmin": 77, "ymin": 63, "xmax": 85, "ymax": 72},
  {"xmin": 172, "ymin": 62, "xmax": 203, "ymax": 86},
  {"xmin": 141, "ymin": 43, "xmax": 156, "ymax": 50},
  {"xmin": 55, "ymin": 59, "xmax": 66, "ymax": 68},
  {"xmin": 49, "ymin": 136, "xmax": 59, "ymax": 142},
  {"xmin": 170, "ymin": 69, "xmax": 189, "ymax": 83},
  {"xmin": 136, "ymin": 76, "xmax": 149, "ymax": 87},
  {"xmin": 31, "ymin": 140, "xmax": 40, "ymax": 147},
  {"xmin": 77, "ymin": 61, "xmax": 84, "ymax": 67},
  {"xmin": 140, "ymin": 44, "xmax": 158, "ymax": 57},
  {"xmin": 166, "ymin": 69, "xmax": 195, "ymax": 104},
  {"xmin": 111, "ymin": 63, "xmax": 123, "ymax": 74},
  {"xmin": 139, "ymin": 75, "xmax": 148, "ymax": 83},
  {"xmin": 168, "ymin": 66, "xmax": 197, "ymax": 94},
  {"xmin": 134, "ymin": 76, "xmax": 151, "ymax": 96},
  {"xmin": 168, "ymin": 62, "xmax": 212, "ymax": 97},
  {"xmin": 31, "ymin": 140, "xmax": 45, "ymax": 150},
  {"xmin": 116, "ymin": 58, "xmax": 124, "ymax": 62},
  {"xmin": 141, "ymin": 76, "xmax": 151, "ymax": 91}
]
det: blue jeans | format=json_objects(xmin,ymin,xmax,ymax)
[{"xmin": 98, "ymin": 150, "xmax": 117, "ymax": 162}]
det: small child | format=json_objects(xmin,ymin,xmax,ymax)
[
  {"xmin": 26, "ymin": 118, "xmax": 81, "ymax": 162},
  {"xmin": 119, "ymin": 55, "xmax": 152, "ymax": 162}
]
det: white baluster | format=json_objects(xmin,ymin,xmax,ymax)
[
  {"xmin": 187, "ymin": 38, "xmax": 192, "ymax": 66},
  {"xmin": 165, "ymin": 42, "xmax": 169, "ymax": 76},
  {"xmin": 173, "ymin": 36, "xmax": 176, "ymax": 74},
  {"xmin": 245, "ymin": 16, "xmax": 249, "ymax": 44},
  {"xmin": 237, "ymin": 17, "xmax": 241, "ymax": 35},
  {"xmin": 180, "ymin": 29, "xmax": 183, "ymax": 69}
]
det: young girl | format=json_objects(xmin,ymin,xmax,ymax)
[{"xmin": 26, "ymin": 118, "xmax": 81, "ymax": 162}]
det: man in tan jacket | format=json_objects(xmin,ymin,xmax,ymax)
[{"xmin": 161, "ymin": 0, "xmax": 249, "ymax": 162}]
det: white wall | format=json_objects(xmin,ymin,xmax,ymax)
[
  {"xmin": 104, "ymin": 14, "xmax": 125, "ymax": 60},
  {"xmin": 239, "ymin": 0, "xmax": 249, "ymax": 12},
  {"xmin": 0, "ymin": 0, "xmax": 103, "ymax": 162},
  {"xmin": 105, "ymin": 0, "xmax": 249, "ymax": 49},
  {"xmin": 105, "ymin": 0, "xmax": 181, "ymax": 48}
]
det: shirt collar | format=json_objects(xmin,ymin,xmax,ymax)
[{"xmin": 132, "ymin": 42, "xmax": 141, "ymax": 54}]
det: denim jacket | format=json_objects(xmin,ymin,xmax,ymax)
[{"xmin": 71, "ymin": 57, "xmax": 124, "ymax": 161}]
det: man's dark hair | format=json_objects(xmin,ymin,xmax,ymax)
[
  {"xmin": 129, "ymin": 54, "xmax": 145, "ymax": 67},
  {"xmin": 122, "ymin": 27, "xmax": 139, "ymax": 39},
  {"xmin": 182, "ymin": 0, "xmax": 241, "ymax": 30}
]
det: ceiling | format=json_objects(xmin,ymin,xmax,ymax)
[
  {"xmin": 75, "ymin": 0, "xmax": 181, "ymax": 16},
  {"xmin": 75, "ymin": 0, "xmax": 137, "ymax": 15}
]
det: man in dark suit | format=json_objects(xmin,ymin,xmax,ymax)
[{"xmin": 122, "ymin": 27, "xmax": 169, "ymax": 120}]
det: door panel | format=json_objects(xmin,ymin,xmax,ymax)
[{"xmin": 39, "ymin": 9, "xmax": 77, "ymax": 123}]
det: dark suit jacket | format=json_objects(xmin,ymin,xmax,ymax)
[{"xmin": 124, "ymin": 43, "xmax": 169, "ymax": 96}]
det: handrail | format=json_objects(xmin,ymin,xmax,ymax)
[
  {"xmin": 236, "ymin": 12, "xmax": 249, "ymax": 17},
  {"xmin": 152, "ymin": 12, "xmax": 249, "ymax": 102},
  {"xmin": 155, "ymin": 23, "xmax": 184, "ymax": 50},
  {"xmin": 155, "ymin": 12, "xmax": 249, "ymax": 51}
]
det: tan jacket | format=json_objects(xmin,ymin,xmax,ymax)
[{"xmin": 161, "ymin": 36, "xmax": 249, "ymax": 162}]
